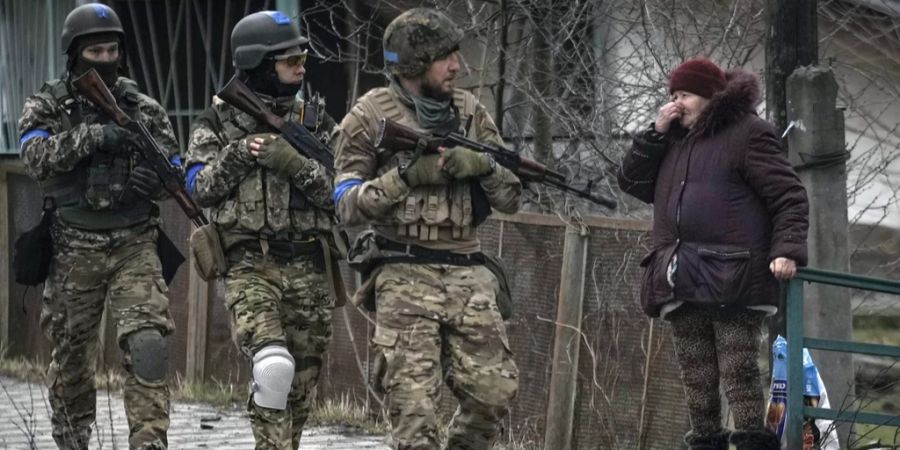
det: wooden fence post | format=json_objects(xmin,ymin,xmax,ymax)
[
  {"xmin": 544, "ymin": 224, "xmax": 590, "ymax": 450},
  {"xmin": 185, "ymin": 248, "xmax": 209, "ymax": 383}
]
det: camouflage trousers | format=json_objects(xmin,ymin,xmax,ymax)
[
  {"xmin": 41, "ymin": 224, "xmax": 174, "ymax": 450},
  {"xmin": 373, "ymin": 263, "xmax": 519, "ymax": 450},
  {"xmin": 224, "ymin": 248, "xmax": 334, "ymax": 450},
  {"xmin": 666, "ymin": 304, "xmax": 766, "ymax": 436}
]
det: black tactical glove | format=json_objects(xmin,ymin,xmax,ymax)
[
  {"xmin": 440, "ymin": 147, "xmax": 494, "ymax": 179},
  {"xmin": 100, "ymin": 124, "xmax": 138, "ymax": 153},
  {"xmin": 128, "ymin": 164, "xmax": 164, "ymax": 199},
  {"xmin": 399, "ymin": 154, "xmax": 450, "ymax": 187}
]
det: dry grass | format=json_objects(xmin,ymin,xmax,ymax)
[
  {"xmin": 307, "ymin": 393, "xmax": 389, "ymax": 435},
  {"xmin": 171, "ymin": 374, "xmax": 244, "ymax": 407},
  {"xmin": 0, "ymin": 353, "xmax": 45, "ymax": 382}
]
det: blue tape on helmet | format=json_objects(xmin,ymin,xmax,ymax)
[
  {"xmin": 384, "ymin": 50, "xmax": 399, "ymax": 63},
  {"xmin": 264, "ymin": 11, "xmax": 291, "ymax": 25},
  {"xmin": 94, "ymin": 4, "xmax": 110, "ymax": 19}
]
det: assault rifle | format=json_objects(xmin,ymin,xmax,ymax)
[
  {"xmin": 217, "ymin": 75, "xmax": 335, "ymax": 175},
  {"xmin": 375, "ymin": 118, "xmax": 617, "ymax": 209},
  {"xmin": 72, "ymin": 68, "xmax": 209, "ymax": 228}
]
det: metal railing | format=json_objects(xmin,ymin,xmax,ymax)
[{"xmin": 786, "ymin": 267, "xmax": 900, "ymax": 448}]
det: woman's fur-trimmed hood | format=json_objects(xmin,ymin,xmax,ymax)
[{"xmin": 688, "ymin": 68, "xmax": 761, "ymax": 137}]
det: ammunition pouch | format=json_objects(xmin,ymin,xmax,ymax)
[
  {"xmin": 14, "ymin": 198, "xmax": 55, "ymax": 286},
  {"xmin": 347, "ymin": 230, "xmax": 512, "ymax": 318},
  {"xmin": 189, "ymin": 223, "xmax": 227, "ymax": 281}
]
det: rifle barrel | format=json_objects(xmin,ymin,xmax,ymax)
[{"xmin": 543, "ymin": 177, "xmax": 617, "ymax": 209}]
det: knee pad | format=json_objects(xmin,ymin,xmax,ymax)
[
  {"xmin": 251, "ymin": 345, "xmax": 295, "ymax": 410},
  {"xmin": 128, "ymin": 328, "xmax": 168, "ymax": 383}
]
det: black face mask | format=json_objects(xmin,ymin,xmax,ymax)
[
  {"xmin": 245, "ymin": 59, "xmax": 302, "ymax": 98},
  {"xmin": 71, "ymin": 57, "xmax": 120, "ymax": 87}
]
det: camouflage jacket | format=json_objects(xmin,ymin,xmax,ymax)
[
  {"xmin": 333, "ymin": 85, "xmax": 521, "ymax": 252},
  {"xmin": 186, "ymin": 94, "xmax": 336, "ymax": 247},
  {"xmin": 18, "ymin": 76, "xmax": 179, "ymax": 235}
]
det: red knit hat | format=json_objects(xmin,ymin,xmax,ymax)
[{"xmin": 668, "ymin": 58, "xmax": 726, "ymax": 98}]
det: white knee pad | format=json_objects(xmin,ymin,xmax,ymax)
[{"xmin": 251, "ymin": 345, "xmax": 295, "ymax": 410}]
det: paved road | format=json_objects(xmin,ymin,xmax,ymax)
[{"xmin": 0, "ymin": 376, "xmax": 390, "ymax": 449}]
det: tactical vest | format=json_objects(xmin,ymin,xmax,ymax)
[
  {"xmin": 40, "ymin": 77, "xmax": 153, "ymax": 230},
  {"xmin": 208, "ymin": 97, "xmax": 334, "ymax": 239},
  {"xmin": 365, "ymin": 87, "xmax": 479, "ymax": 240}
]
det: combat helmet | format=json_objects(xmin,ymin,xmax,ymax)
[
  {"xmin": 383, "ymin": 8, "xmax": 463, "ymax": 77},
  {"xmin": 232, "ymin": 11, "xmax": 308, "ymax": 70},
  {"xmin": 60, "ymin": 3, "xmax": 124, "ymax": 55}
]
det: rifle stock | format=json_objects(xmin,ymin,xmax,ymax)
[
  {"xmin": 217, "ymin": 76, "xmax": 286, "ymax": 129},
  {"xmin": 72, "ymin": 69, "xmax": 130, "ymax": 126},
  {"xmin": 72, "ymin": 69, "xmax": 210, "ymax": 227},
  {"xmin": 375, "ymin": 118, "xmax": 617, "ymax": 209},
  {"xmin": 217, "ymin": 75, "xmax": 335, "ymax": 174},
  {"xmin": 374, "ymin": 117, "xmax": 442, "ymax": 153}
]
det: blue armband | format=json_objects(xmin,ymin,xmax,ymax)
[
  {"xmin": 333, "ymin": 179, "xmax": 363, "ymax": 205},
  {"xmin": 185, "ymin": 163, "xmax": 205, "ymax": 195},
  {"xmin": 19, "ymin": 129, "xmax": 50, "ymax": 149}
]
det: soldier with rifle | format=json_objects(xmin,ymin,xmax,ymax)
[
  {"xmin": 376, "ymin": 118, "xmax": 618, "ymax": 209},
  {"xmin": 17, "ymin": 3, "xmax": 179, "ymax": 449},
  {"xmin": 184, "ymin": 11, "xmax": 343, "ymax": 450},
  {"xmin": 333, "ymin": 8, "xmax": 521, "ymax": 450}
]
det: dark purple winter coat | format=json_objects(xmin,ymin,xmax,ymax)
[{"xmin": 618, "ymin": 69, "xmax": 809, "ymax": 317}]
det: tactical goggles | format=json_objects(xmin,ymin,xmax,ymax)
[{"xmin": 271, "ymin": 50, "xmax": 308, "ymax": 67}]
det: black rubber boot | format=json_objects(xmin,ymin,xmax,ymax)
[
  {"xmin": 684, "ymin": 429, "xmax": 731, "ymax": 450},
  {"xmin": 729, "ymin": 429, "xmax": 780, "ymax": 450}
]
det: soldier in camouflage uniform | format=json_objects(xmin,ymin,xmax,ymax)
[
  {"xmin": 184, "ymin": 11, "xmax": 338, "ymax": 450},
  {"xmin": 17, "ymin": 4, "xmax": 177, "ymax": 449},
  {"xmin": 333, "ymin": 8, "xmax": 521, "ymax": 450}
]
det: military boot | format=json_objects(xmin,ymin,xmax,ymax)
[
  {"xmin": 729, "ymin": 429, "xmax": 780, "ymax": 450},
  {"xmin": 684, "ymin": 429, "xmax": 730, "ymax": 450}
]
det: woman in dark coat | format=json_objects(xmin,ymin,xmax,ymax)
[{"xmin": 618, "ymin": 58, "xmax": 809, "ymax": 450}]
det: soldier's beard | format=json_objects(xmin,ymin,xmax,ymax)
[
  {"xmin": 420, "ymin": 79, "xmax": 453, "ymax": 101},
  {"xmin": 71, "ymin": 57, "xmax": 120, "ymax": 87}
]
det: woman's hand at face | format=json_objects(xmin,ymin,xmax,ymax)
[{"xmin": 654, "ymin": 102, "xmax": 683, "ymax": 134}]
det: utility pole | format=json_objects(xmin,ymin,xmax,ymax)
[
  {"xmin": 765, "ymin": 0, "xmax": 817, "ymax": 142},
  {"xmin": 764, "ymin": 0, "xmax": 818, "ymax": 343},
  {"xmin": 786, "ymin": 67, "xmax": 854, "ymax": 445},
  {"xmin": 769, "ymin": 0, "xmax": 854, "ymax": 443}
]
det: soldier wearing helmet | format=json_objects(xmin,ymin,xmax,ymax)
[
  {"xmin": 334, "ymin": 8, "xmax": 521, "ymax": 449},
  {"xmin": 18, "ymin": 3, "xmax": 179, "ymax": 449},
  {"xmin": 184, "ymin": 11, "xmax": 340, "ymax": 448}
]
